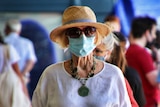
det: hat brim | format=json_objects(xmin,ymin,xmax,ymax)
[{"xmin": 50, "ymin": 22, "xmax": 111, "ymax": 48}]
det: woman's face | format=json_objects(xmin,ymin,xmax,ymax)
[
  {"xmin": 65, "ymin": 26, "xmax": 97, "ymax": 57},
  {"xmin": 93, "ymin": 43, "xmax": 111, "ymax": 61}
]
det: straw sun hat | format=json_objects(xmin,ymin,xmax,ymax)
[{"xmin": 50, "ymin": 6, "xmax": 111, "ymax": 48}]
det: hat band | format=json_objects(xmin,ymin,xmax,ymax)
[{"xmin": 64, "ymin": 19, "xmax": 95, "ymax": 25}]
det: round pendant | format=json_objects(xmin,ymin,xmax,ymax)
[{"xmin": 78, "ymin": 85, "xmax": 89, "ymax": 97}]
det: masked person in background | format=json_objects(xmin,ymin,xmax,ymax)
[
  {"xmin": 32, "ymin": 6, "xmax": 131, "ymax": 107},
  {"xmin": 93, "ymin": 33, "xmax": 140, "ymax": 107}
]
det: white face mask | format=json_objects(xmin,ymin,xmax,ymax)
[{"xmin": 68, "ymin": 34, "xmax": 96, "ymax": 57}]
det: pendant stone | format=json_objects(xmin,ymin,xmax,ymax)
[{"xmin": 78, "ymin": 85, "xmax": 89, "ymax": 97}]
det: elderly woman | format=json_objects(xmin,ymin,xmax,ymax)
[{"xmin": 32, "ymin": 6, "xmax": 131, "ymax": 107}]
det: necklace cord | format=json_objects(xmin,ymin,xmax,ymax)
[
  {"xmin": 70, "ymin": 58, "xmax": 96, "ymax": 97},
  {"xmin": 70, "ymin": 58, "xmax": 95, "ymax": 80}
]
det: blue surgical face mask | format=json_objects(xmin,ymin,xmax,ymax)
[
  {"xmin": 94, "ymin": 55, "xmax": 105, "ymax": 61},
  {"xmin": 68, "ymin": 34, "xmax": 96, "ymax": 57}
]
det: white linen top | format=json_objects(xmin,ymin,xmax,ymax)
[
  {"xmin": 5, "ymin": 32, "xmax": 37, "ymax": 71},
  {"xmin": 0, "ymin": 44, "xmax": 20, "ymax": 72},
  {"xmin": 32, "ymin": 61, "xmax": 131, "ymax": 107}
]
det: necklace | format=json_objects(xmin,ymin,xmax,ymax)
[{"xmin": 70, "ymin": 58, "xmax": 96, "ymax": 97}]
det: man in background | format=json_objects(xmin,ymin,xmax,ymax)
[{"xmin": 126, "ymin": 16, "xmax": 159, "ymax": 107}]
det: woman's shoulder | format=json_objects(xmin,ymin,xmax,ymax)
[
  {"xmin": 103, "ymin": 62, "xmax": 123, "ymax": 77},
  {"xmin": 38, "ymin": 61, "xmax": 69, "ymax": 83},
  {"xmin": 42, "ymin": 61, "xmax": 65, "ymax": 76},
  {"xmin": 104, "ymin": 62, "xmax": 122, "ymax": 72},
  {"xmin": 46, "ymin": 62, "xmax": 64, "ymax": 70}
]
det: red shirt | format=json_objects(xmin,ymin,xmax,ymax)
[
  {"xmin": 126, "ymin": 44, "xmax": 158, "ymax": 107},
  {"xmin": 125, "ymin": 78, "xmax": 138, "ymax": 107}
]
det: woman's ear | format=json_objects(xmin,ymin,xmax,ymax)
[{"xmin": 104, "ymin": 50, "xmax": 111, "ymax": 60}]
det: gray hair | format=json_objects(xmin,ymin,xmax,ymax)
[
  {"xmin": 101, "ymin": 32, "xmax": 119, "ymax": 51},
  {"xmin": 6, "ymin": 19, "xmax": 22, "ymax": 32}
]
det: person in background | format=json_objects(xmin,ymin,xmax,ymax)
[
  {"xmin": 0, "ymin": 33, "xmax": 29, "ymax": 96},
  {"xmin": 113, "ymin": 31, "xmax": 146, "ymax": 107},
  {"xmin": 155, "ymin": 30, "xmax": 160, "ymax": 51},
  {"xmin": 113, "ymin": 31, "xmax": 128, "ymax": 53},
  {"xmin": 93, "ymin": 33, "xmax": 139, "ymax": 107},
  {"xmin": 126, "ymin": 16, "xmax": 159, "ymax": 107},
  {"xmin": 0, "ymin": 33, "xmax": 21, "ymax": 84},
  {"xmin": 155, "ymin": 30, "xmax": 160, "ymax": 107},
  {"xmin": 0, "ymin": 34, "xmax": 31, "ymax": 107},
  {"xmin": 146, "ymin": 30, "xmax": 160, "ymax": 67},
  {"xmin": 4, "ymin": 19, "xmax": 37, "ymax": 87},
  {"xmin": 104, "ymin": 15, "xmax": 121, "ymax": 32},
  {"xmin": 32, "ymin": 6, "xmax": 131, "ymax": 107},
  {"xmin": 146, "ymin": 29, "xmax": 160, "ymax": 106}
]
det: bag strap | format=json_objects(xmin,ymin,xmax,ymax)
[{"xmin": 5, "ymin": 45, "xmax": 10, "ymax": 60}]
